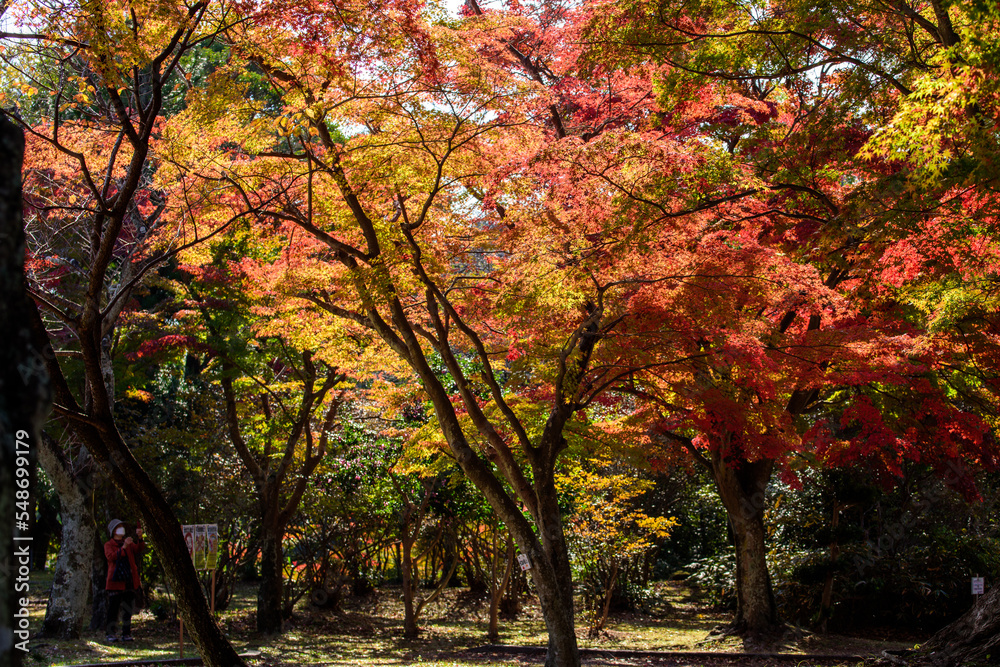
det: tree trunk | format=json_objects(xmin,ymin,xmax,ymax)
[
  {"xmin": 401, "ymin": 529, "xmax": 418, "ymax": 639},
  {"xmin": 93, "ymin": 427, "xmax": 245, "ymax": 666},
  {"xmin": 487, "ymin": 539, "xmax": 515, "ymax": 644},
  {"xmin": 534, "ymin": 479, "xmax": 580, "ymax": 667},
  {"xmin": 256, "ymin": 521, "xmax": 285, "ymax": 635},
  {"xmin": 710, "ymin": 452, "xmax": 780, "ymax": 635},
  {"xmin": 37, "ymin": 433, "xmax": 96, "ymax": 639},
  {"xmin": 24, "ymin": 295, "xmax": 247, "ymax": 666},
  {"xmin": 40, "ymin": 490, "xmax": 95, "ymax": 638},
  {"xmin": 535, "ymin": 574, "xmax": 579, "ymax": 667},
  {"xmin": 915, "ymin": 584, "xmax": 1000, "ymax": 666},
  {"xmin": 1, "ymin": 111, "xmax": 50, "ymax": 667},
  {"xmin": 589, "ymin": 562, "xmax": 619, "ymax": 637}
]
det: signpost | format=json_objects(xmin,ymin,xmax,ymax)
[
  {"xmin": 179, "ymin": 523, "xmax": 219, "ymax": 658},
  {"xmin": 972, "ymin": 576, "xmax": 985, "ymax": 597}
]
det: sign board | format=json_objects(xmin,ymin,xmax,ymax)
[
  {"xmin": 517, "ymin": 554, "xmax": 531, "ymax": 571},
  {"xmin": 182, "ymin": 523, "xmax": 218, "ymax": 571},
  {"xmin": 194, "ymin": 525, "xmax": 207, "ymax": 570},
  {"xmin": 178, "ymin": 523, "xmax": 221, "ymax": 659},
  {"xmin": 182, "ymin": 525, "xmax": 195, "ymax": 560},
  {"xmin": 206, "ymin": 524, "xmax": 219, "ymax": 570},
  {"xmin": 972, "ymin": 577, "xmax": 985, "ymax": 595}
]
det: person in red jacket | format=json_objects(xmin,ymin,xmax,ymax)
[{"xmin": 104, "ymin": 519, "xmax": 144, "ymax": 642}]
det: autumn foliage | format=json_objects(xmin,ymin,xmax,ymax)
[{"xmin": 6, "ymin": 0, "xmax": 1000, "ymax": 664}]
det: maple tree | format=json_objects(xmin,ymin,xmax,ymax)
[
  {"xmin": 448, "ymin": 0, "xmax": 841, "ymax": 637},
  {"xmin": 147, "ymin": 240, "xmax": 352, "ymax": 634},
  {"xmin": 7, "ymin": 0, "xmax": 1000, "ymax": 662},
  {"xmin": 166, "ymin": 0, "xmax": 652, "ymax": 660},
  {"xmin": 570, "ymin": 0, "xmax": 1000, "ymax": 640},
  {"xmin": 215, "ymin": 336, "xmax": 346, "ymax": 636},
  {"xmin": 560, "ymin": 454, "xmax": 676, "ymax": 637},
  {"xmin": 2, "ymin": 1, "xmax": 249, "ymax": 662}
]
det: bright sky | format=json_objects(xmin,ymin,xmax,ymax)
[{"xmin": 442, "ymin": 0, "xmax": 467, "ymax": 18}]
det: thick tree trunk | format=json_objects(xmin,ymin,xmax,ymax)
[
  {"xmin": 534, "ymin": 570, "xmax": 579, "ymax": 666},
  {"xmin": 256, "ymin": 522, "xmax": 285, "ymax": 635},
  {"xmin": 40, "ymin": 492, "xmax": 94, "ymax": 638},
  {"xmin": 710, "ymin": 452, "xmax": 780, "ymax": 635},
  {"xmin": 915, "ymin": 585, "xmax": 1000, "ymax": 666},
  {"xmin": 1, "ymin": 111, "xmax": 49, "ymax": 667},
  {"xmin": 530, "ymin": 481, "xmax": 580, "ymax": 667},
  {"xmin": 37, "ymin": 434, "xmax": 96, "ymax": 639},
  {"xmin": 534, "ymin": 572, "xmax": 579, "ymax": 667}
]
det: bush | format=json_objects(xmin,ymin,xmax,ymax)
[
  {"xmin": 765, "ymin": 467, "xmax": 1000, "ymax": 631},
  {"xmin": 685, "ymin": 552, "xmax": 737, "ymax": 609}
]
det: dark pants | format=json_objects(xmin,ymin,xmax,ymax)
[{"xmin": 106, "ymin": 590, "xmax": 135, "ymax": 636}]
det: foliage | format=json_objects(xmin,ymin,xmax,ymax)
[
  {"xmin": 650, "ymin": 469, "xmax": 730, "ymax": 577},
  {"xmin": 767, "ymin": 468, "xmax": 1000, "ymax": 630},
  {"xmin": 560, "ymin": 453, "xmax": 676, "ymax": 634},
  {"xmin": 9, "ymin": 0, "xmax": 1000, "ymax": 655},
  {"xmin": 685, "ymin": 552, "xmax": 738, "ymax": 610},
  {"xmin": 291, "ymin": 419, "xmax": 405, "ymax": 603}
]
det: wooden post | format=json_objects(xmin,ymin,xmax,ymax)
[
  {"xmin": 211, "ymin": 569, "xmax": 217, "ymax": 616},
  {"xmin": 179, "ymin": 618, "xmax": 184, "ymax": 659}
]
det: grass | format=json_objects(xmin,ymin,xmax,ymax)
[{"xmin": 21, "ymin": 572, "xmax": 914, "ymax": 667}]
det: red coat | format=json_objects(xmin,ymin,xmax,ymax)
[{"xmin": 104, "ymin": 537, "xmax": 144, "ymax": 591}]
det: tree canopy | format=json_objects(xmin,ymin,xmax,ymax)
[{"xmin": 4, "ymin": 0, "xmax": 1000, "ymax": 666}]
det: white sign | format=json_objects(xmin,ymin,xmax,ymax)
[
  {"xmin": 517, "ymin": 554, "xmax": 532, "ymax": 571},
  {"xmin": 972, "ymin": 577, "xmax": 985, "ymax": 595}
]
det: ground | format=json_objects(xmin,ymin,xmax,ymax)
[{"xmin": 21, "ymin": 573, "xmax": 916, "ymax": 667}]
